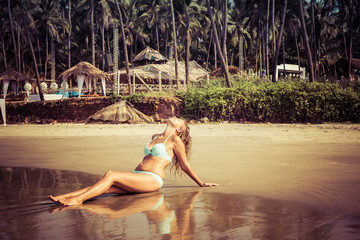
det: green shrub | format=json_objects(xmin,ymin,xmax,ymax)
[{"xmin": 176, "ymin": 80, "xmax": 360, "ymax": 123}]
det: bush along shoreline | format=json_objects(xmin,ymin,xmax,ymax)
[{"xmin": 176, "ymin": 79, "xmax": 360, "ymax": 123}]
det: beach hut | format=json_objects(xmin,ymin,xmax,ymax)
[
  {"xmin": 59, "ymin": 61, "xmax": 111, "ymax": 98},
  {"xmin": 86, "ymin": 100, "xmax": 153, "ymax": 124},
  {"xmin": 0, "ymin": 69, "xmax": 33, "ymax": 99},
  {"xmin": 133, "ymin": 46, "xmax": 168, "ymax": 66}
]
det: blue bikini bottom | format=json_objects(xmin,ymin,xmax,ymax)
[{"xmin": 132, "ymin": 170, "xmax": 163, "ymax": 187}]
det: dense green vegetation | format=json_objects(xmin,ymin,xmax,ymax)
[
  {"xmin": 1, "ymin": 0, "xmax": 359, "ymax": 82},
  {"xmin": 177, "ymin": 78, "xmax": 360, "ymax": 123}
]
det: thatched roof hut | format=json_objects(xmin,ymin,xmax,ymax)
[
  {"xmin": 116, "ymin": 60, "xmax": 208, "ymax": 85},
  {"xmin": 0, "ymin": 69, "xmax": 34, "ymax": 98},
  {"xmin": 58, "ymin": 61, "xmax": 111, "ymax": 97},
  {"xmin": 86, "ymin": 100, "xmax": 153, "ymax": 124},
  {"xmin": 0, "ymin": 69, "xmax": 33, "ymax": 83},
  {"xmin": 133, "ymin": 46, "xmax": 167, "ymax": 65},
  {"xmin": 59, "ymin": 61, "xmax": 110, "ymax": 82}
]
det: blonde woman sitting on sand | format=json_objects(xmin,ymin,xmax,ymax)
[{"xmin": 49, "ymin": 116, "xmax": 218, "ymax": 206}]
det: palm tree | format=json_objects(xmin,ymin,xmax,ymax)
[
  {"xmin": 170, "ymin": 0, "xmax": 179, "ymax": 89},
  {"xmin": 7, "ymin": 0, "xmax": 19, "ymax": 71},
  {"xmin": 206, "ymin": 0, "xmax": 231, "ymax": 87},
  {"xmin": 30, "ymin": 0, "xmax": 69, "ymax": 80},
  {"xmin": 228, "ymin": 2, "xmax": 251, "ymax": 71},
  {"xmin": 297, "ymin": 0, "xmax": 315, "ymax": 82},
  {"xmin": 19, "ymin": 0, "xmax": 44, "ymax": 101},
  {"xmin": 115, "ymin": 0, "xmax": 131, "ymax": 93},
  {"xmin": 272, "ymin": 0, "xmax": 287, "ymax": 82}
]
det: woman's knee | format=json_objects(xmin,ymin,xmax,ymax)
[{"xmin": 104, "ymin": 170, "xmax": 115, "ymax": 180}]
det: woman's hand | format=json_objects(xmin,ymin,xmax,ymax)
[{"xmin": 200, "ymin": 183, "xmax": 219, "ymax": 187}]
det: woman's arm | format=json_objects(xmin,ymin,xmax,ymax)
[{"xmin": 173, "ymin": 137, "xmax": 218, "ymax": 187}]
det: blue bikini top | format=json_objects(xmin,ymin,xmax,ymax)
[{"xmin": 144, "ymin": 135, "xmax": 173, "ymax": 162}]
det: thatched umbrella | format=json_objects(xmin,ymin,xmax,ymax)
[
  {"xmin": 59, "ymin": 61, "xmax": 111, "ymax": 98},
  {"xmin": 0, "ymin": 69, "xmax": 33, "ymax": 98},
  {"xmin": 86, "ymin": 100, "xmax": 153, "ymax": 124},
  {"xmin": 133, "ymin": 46, "xmax": 167, "ymax": 65}
]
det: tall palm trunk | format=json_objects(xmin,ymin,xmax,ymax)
[
  {"xmin": 222, "ymin": 0, "xmax": 228, "ymax": 65},
  {"xmin": 310, "ymin": 0, "xmax": 317, "ymax": 79},
  {"xmin": 91, "ymin": 0, "xmax": 95, "ymax": 65},
  {"xmin": 272, "ymin": 0, "xmax": 276, "ymax": 55},
  {"xmin": 170, "ymin": 0, "xmax": 179, "ymax": 89},
  {"xmin": 206, "ymin": 0, "xmax": 232, "ymax": 88},
  {"xmin": 19, "ymin": 0, "xmax": 44, "ymax": 101},
  {"xmin": 8, "ymin": 0, "xmax": 18, "ymax": 71},
  {"xmin": 68, "ymin": 0, "xmax": 72, "ymax": 68},
  {"xmin": 298, "ymin": 0, "xmax": 315, "ymax": 82},
  {"xmin": 348, "ymin": 0, "xmax": 353, "ymax": 78},
  {"xmin": 185, "ymin": 6, "xmax": 190, "ymax": 86},
  {"xmin": 272, "ymin": 0, "xmax": 287, "ymax": 82},
  {"xmin": 155, "ymin": 10, "xmax": 160, "ymax": 52},
  {"xmin": 266, "ymin": 0, "xmax": 270, "ymax": 79},
  {"xmin": 239, "ymin": 33, "xmax": 244, "ymax": 71},
  {"xmin": 115, "ymin": 0, "xmax": 131, "ymax": 94}
]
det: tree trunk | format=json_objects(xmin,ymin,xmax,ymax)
[
  {"xmin": 8, "ymin": 0, "xmax": 18, "ymax": 71},
  {"xmin": 206, "ymin": 32, "xmax": 212, "ymax": 69},
  {"xmin": 206, "ymin": 0, "xmax": 232, "ymax": 88},
  {"xmin": 272, "ymin": 0, "xmax": 276, "ymax": 55},
  {"xmin": 68, "ymin": 0, "xmax": 71, "ymax": 68},
  {"xmin": 295, "ymin": 31, "xmax": 301, "ymax": 78},
  {"xmin": 44, "ymin": 29, "xmax": 49, "ymax": 81},
  {"xmin": 297, "ymin": 0, "xmax": 315, "ymax": 82},
  {"xmin": 185, "ymin": 6, "xmax": 190, "ymax": 86},
  {"xmin": 1, "ymin": 37, "xmax": 7, "ymax": 68},
  {"xmin": 310, "ymin": 0, "xmax": 317, "ymax": 79},
  {"xmin": 222, "ymin": 0, "xmax": 228, "ymax": 65},
  {"xmin": 239, "ymin": 34, "xmax": 244, "ymax": 71},
  {"xmin": 91, "ymin": 0, "xmax": 95, "ymax": 65},
  {"xmin": 115, "ymin": 0, "xmax": 132, "ymax": 94},
  {"xmin": 272, "ymin": 0, "xmax": 287, "ymax": 82},
  {"xmin": 19, "ymin": 0, "xmax": 44, "ymax": 101},
  {"xmin": 155, "ymin": 10, "xmax": 160, "ymax": 52},
  {"xmin": 266, "ymin": 0, "xmax": 270, "ymax": 79},
  {"xmin": 348, "ymin": 0, "xmax": 353, "ymax": 78},
  {"xmin": 170, "ymin": 0, "xmax": 179, "ymax": 89}
]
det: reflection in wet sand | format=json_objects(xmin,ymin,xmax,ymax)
[{"xmin": 1, "ymin": 166, "xmax": 360, "ymax": 239}]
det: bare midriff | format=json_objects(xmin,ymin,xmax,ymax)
[{"xmin": 134, "ymin": 154, "xmax": 170, "ymax": 179}]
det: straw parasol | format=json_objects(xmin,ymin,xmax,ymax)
[
  {"xmin": 0, "ymin": 69, "xmax": 33, "ymax": 82},
  {"xmin": 86, "ymin": 100, "xmax": 153, "ymax": 124},
  {"xmin": 58, "ymin": 61, "xmax": 111, "ymax": 97},
  {"xmin": 133, "ymin": 46, "xmax": 167, "ymax": 65},
  {"xmin": 0, "ymin": 69, "xmax": 34, "ymax": 98}
]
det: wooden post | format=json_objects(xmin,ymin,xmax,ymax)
[
  {"xmin": 206, "ymin": 74, "xmax": 210, "ymax": 85},
  {"xmin": 132, "ymin": 70, "xmax": 136, "ymax": 93},
  {"xmin": 158, "ymin": 71, "xmax": 162, "ymax": 91}
]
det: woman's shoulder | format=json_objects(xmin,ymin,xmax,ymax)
[{"xmin": 151, "ymin": 134, "xmax": 160, "ymax": 140}]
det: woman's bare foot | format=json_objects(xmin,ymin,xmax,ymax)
[
  {"xmin": 48, "ymin": 195, "xmax": 64, "ymax": 203},
  {"xmin": 60, "ymin": 197, "xmax": 83, "ymax": 206}
]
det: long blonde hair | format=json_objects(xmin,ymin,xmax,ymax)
[{"xmin": 171, "ymin": 120, "xmax": 192, "ymax": 176}]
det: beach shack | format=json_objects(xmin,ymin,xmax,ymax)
[
  {"xmin": 114, "ymin": 46, "xmax": 208, "ymax": 93},
  {"xmin": 0, "ymin": 69, "xmax": 34, "ymax": 99},
  {"xmin": 275, "ymin": 64, "xmax": 306, "ymax": 81},
  {"xmin": 59, "ymin": 61, "xmax": 112, "ymax": 98}
]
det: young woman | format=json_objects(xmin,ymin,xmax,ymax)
[{"xmin": 49, "ymin": 116, "xmax": 218, "ymax": 206}]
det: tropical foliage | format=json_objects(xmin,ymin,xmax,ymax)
[
  {"xmin": 177, "ymin": 78, "xmax": 360, "ymax": 123},
  {"xmin": 0, "ymin": 0, "xmax": 359, "ymax": 83}
]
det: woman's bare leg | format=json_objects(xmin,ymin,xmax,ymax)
[
  {"xmin": 49, "ymin": 187, "xmax": 90, "ymax": 203},
  {"xmin": 60, "ymin": 171, "xmax": 161, "ymax": 206}
]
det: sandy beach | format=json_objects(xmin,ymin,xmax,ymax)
[{"xmin": 1, "ymin": 123, "xmax": 360, "ymax": 239}]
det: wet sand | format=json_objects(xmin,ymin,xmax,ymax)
[{"xmin": 0, "ymin": 123, "xmax": 360, "ymax": 239}]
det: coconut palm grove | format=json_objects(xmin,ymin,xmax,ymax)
[{"xmin": 0, "ymin": 0, "xmax": 360, "ymax": 123}]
